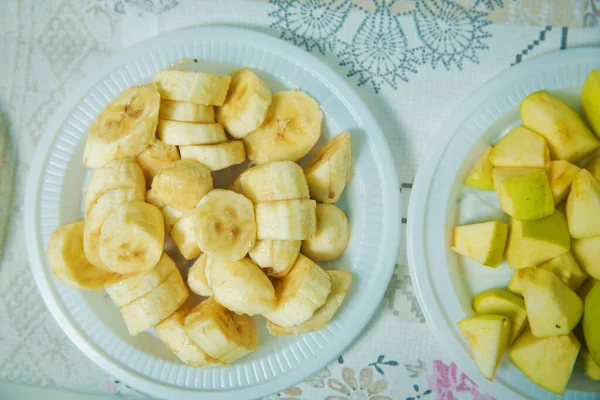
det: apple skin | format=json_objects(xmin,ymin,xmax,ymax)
[
  {"xmin": 584, "ymin": 284, "xmax": 600, "ymax": 367},
  {"xmin": 493, "ymin": 167, "xmax": 554, "ymax": 220},
  {"xmin": 582, "ymin": 70, "xmax": 600, "ymax": 138},
  {"xmin": 572, "ymin": 237, "xmax": 600, "ymax": 280},
  {"xmin": 472, "ymin": 289, "xmax": 527, "ymax": 345},
  {"xmin": 566, "ymin": 169, "xmax": 600, "ymax": 238},
  {"xmin": 464, "ymin": 146, "xmax": 494, "ymax": 191},
  {"xmin": 451, "ymin": 221, "xmax": 508, "ymax": 268},
  {"xmin": 490, "ymin": 126, "xmax": 549, "ymax": 168},
  {"xmin": 547, "ymin": 160, "xmax": 580, "ymax": 206}
]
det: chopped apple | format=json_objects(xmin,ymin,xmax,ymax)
[
  {"xmin": 547, "ymin": 160, "xmax": 580, "ymax": 206},
  {"xmin": 465, "ymin": 146, "xmax": 494, "ymax": 191},
  {"xmin": 520, "ymin": 90, "xmax": 600, "ymax": 163},
  {"xmin": 584, "ymin": 283, "xmax": 600, "ymax": 366},
  {"xmin": 582, "ymin": 70, "xmax": 600, "ymax": 137},
  {"xmin": 509, "ymin": 329, "xmax": 581, "ymax": 395},
  {"xmin": 490, "ymin": 126, "xmax": 549, "ymax": 168},
  {"xmin": 584, "ymin": 156, "xmax": 600, "ymax": 182},
  {"xmin": 492, "ymin": 167, "xmax": 554, "ymax": 220},
  {"xmin": 583, "ymin": 348, "xmax": 600, "ymax": 381},
  {"xmin": 519, "ymin": 267, "xmax": 583, "ymax": 337},
  {"xmin": 566, "ymin": 169, "xmax": 600, "ymax": 238},
  {"xmin": 572, "ymin": 237, "xmax": 600, "ymax": 280},
  {"xmin": 451, "ymin": 221, "xmax": 508, "ymax": 267},
  {"xmin": 507, "ymin": 273, "xmax": 522, "ymax": 296},
  {"xmin": 505, "ymin": 212, "xmax": 570, "ymax": 269},
  {"xmin": 457, "ymin": 315, "xmax": 511, "ymax": 381},
  {"xmin": 578, "ymin": 279, "xmax": 599, "ymax": 302},
  {"xmin": 472, "ymin": 289, "xmax": 527, "ymax": 345}
]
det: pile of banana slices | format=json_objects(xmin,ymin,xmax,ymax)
[{"xmin": 47, "ymin": 66, "xmax": 353, "ymax": 368}]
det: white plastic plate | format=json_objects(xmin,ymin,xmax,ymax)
[
  {"xmin": 408, "ymin": 48, "xmax": 600, "ymax": 400},
  {"xmin": 24, "ymin": 26, "xmax": 400, "ymax": 399}
]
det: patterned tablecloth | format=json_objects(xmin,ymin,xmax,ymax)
[{"xmin": 0, "ymin": 0, "xmax": 599, "ymax": 399}]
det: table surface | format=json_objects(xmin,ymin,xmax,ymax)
[{"xmin": 0, "ymin": 0, "xmax": 599, "ymax": 399}]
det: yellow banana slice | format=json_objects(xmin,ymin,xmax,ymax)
[
  {"xmin": 84, "ymin": 187, "xmax": 145, "ymax": 270},
  {"xmin": 98, "ymin": 201, "xmax": 164, "ymax": 274},
  {"xmin": 263, "ymin": 254, "xmax": 332, "ymax": 327},
  {"xmin": 157, "ymin": 120, "xmax": 227, "ymax": 145},
  {"xmin": 179, "ymin": 141, "xmax": 246, "ymax": 171},
  {"xmin": 302, "ymin": 204, "xmax": 350, "ymax": 262},
  {"xmin": 105, "ymin": 252, "xmax": 176, "ymax": 307},
  {"xmin": 216, "ymin": 68, "xmax": 272, "ymax": 139},
  {"xmin": 304, "ymin": 131, "xmax": 351, "ymax": 203},
  {"xmin": 47, "ymin": 220, "xmax": 116, "ymax": 290},
  {"xmin": 155, "ymin": 307, "xmax": 223, "ymax": 368},
  {"xmin": 159, "ymin": 100, "xmax": 215, "ymax": 123},
  {"xmin": 120, "ymin": 269, "xmax": 188, "ymax": 335},
  {"xmin": 151, "ymin": 159, "xmax": 213, "ymax": 211},
  {"xmin": 208, "ymin": 257, "xmax": 276, "ymax": 315},
  {"xmin": 146, "ymin": 189, "xmax": 184, "ymax": 233},
  {"xmin": 171, "ymin": 213, "xmax": 202, "ymax": 260},
  {"xmin": 239, "ymin": 161, "xmax": 309, "ymax": 203},
  {"xmin": 83, "ymin": 84, "xmax": 160, "ymax": 169},
  {"xmin": 83, "ymin": 157, "xmax": 146, "ymax": 217},
  {"xmin": 243, "ymin": 91, "xmax": 322, "ymax": 164},
  {"xmin": 248, "ymin": 239, "xmax": 301, "ymax": 277},
  {"xmin": 184, "ymin": 297, "xmax": 258, "ymax": 363},
  {"xmin": 137, "ymin": 138, "xmax": 180, "ymax": 187},
  {"xmin": 193, "ymin": 189, "xmax": 256, "ymax": 261},
  {"xmin": 187, "ymin": 253, "xmax": 213, "ymax": 296},
  {"xmin": 154, "ymin": 69, "xmax": 231, "ymax": 106},
  {"xmin": 255, "ymin": 199, "xmax": 317, "ymax": 240},
  {"xmin": 267, "ymin": 270, "xmax": 352, "ymax": 335}
]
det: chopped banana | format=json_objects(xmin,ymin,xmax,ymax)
[
  {"xmin": 171, "ymin": 213, "xmax": 202, "ymax": 260},
  {"xmin": 248, "ymin": 239, "xmax": 300, "ymax": 277},
  {"xmin": 159, "ymin": 100, "xmax": 215, "ymax": 123},
  {"xmin": 187, "ymin": 253, "xmax": 213, "ymax": 296},
  {"xmin": 255, "ymin": 199, "xmax": 317, "ymax": 240},
  {"xmin": 151, "ymin": 159, "xmax": 212, "ymax": 211},
  {"xmin": 239, "ymin": 161, "xmax": 309, "ymax": 203},
  {"xmin": 179, "ymin": 141, "xmax": 246, "ymax": 171},
  {"xmin": 302, "ymin": 204, "xmax": 350, "ymax": 262},
  {"xmin": 137, "ymin": 139, "xmax": 180, "ymax": 187},
  {"xmin": 157, "ymin": 120, "xmax": 227, "ymax": 145},
  {"xmin": 154, "ymin": 69, "xmax": 231, "ymax": 106}
]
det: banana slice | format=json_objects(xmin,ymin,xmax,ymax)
[
  {"xmin": 304, "ymin": 131, "xmax": 351, "ymax": 203},
  {"xmin": 120, "ymin": 269, "xmax": 188, "ymax": 335},
  {"xmin": 216, "ymin": 68, "xmax": 272, "ymax": 139},
  {"xmin": 146, "ymin": 189, "xmax": 183, "ymax": 233},
  {"xmin": 193, "ymin": 189, "xmax": 256, "ymax": 261},
  {"xmin": 255, "ymin": 199, "xmax": 317, "ymax": 240},
  {"xmin": 239, "ymin": 161, "xmax": 309, "ymax": 203},
  {"xmin": 263, "ymin": 254, "xmax": 332, "ymax": 327},
  {"xmin": 83, "ymin": 84, "xmax": 160, "ymax": 169},
  {"xmin": 155, "ymin": 307, "xmax": 223, "ymax": 368},
  {"xmin": 151, "ymin": 160, "xmax": 213, "ymax": 212},
  {"xmin": 184, "ymin": 297, "xmax": 258, "ymax": 363},
  {"xmin": 47, "ymin": 220, "xmax": 116, "ymax": 290},
  {"xmin": 105, "ymin": 252, "xmax": 176, "ymax": 307},
  {"xmin": 302, "ymin": 204, "xmax": 350, "ymax": 262},
  {"xmin": 179, "ymin": 141, "xmax": 246, "ymax": 171},
  {"xmin": 159, "ymin": 100, "xmax": 215, "ymax": 123},
  {"xmin": 188, "ymin": 253, "xmax": 213, "ymax": 296},
  {"xmin": 243, "ymin": 91, "xmax": 322, "ymax": 164},
  {"xmin": 157, "ymin": 120, "xmax": 227, "ymax": 145},
  {"xmin": 98, "ymin": 201, "xmax": 164, "ymax": 274},
  {"xmin": 137, "ymin": 139, "xmax": 180, "ymax": 187},
  {"xmin": 84, "ymin": 187, "xmax": 145, "ymax": 270},
  {"xmin": 208, "ymin": 257, "xmax": 276, "ymax": 315},
  {"xmin": 248, "ymin": 239, "xmax": 300, "ymax": 277},
  {"xmin": 267, "ymin": 270, "xmax": 352, "ymax": 335},
  {"xmin": 154, "ymin": 69, "xmax": 231, "ymax": 106},
  {"xmin": 228, "ymin": 173, "xmax": 244, "ymax": 194},
  {"xmin": 84, "ymin": 157, "xmax": 146, "ymax": 217},
  {"xmin": 171, "ymin": 213, "xmax": 202, "ymax": 260}
]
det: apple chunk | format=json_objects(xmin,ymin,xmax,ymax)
[
  {"xmin": 490, "ymin": 126, "xmax": 549, "ymax": 168},
  {"xmin": 505, "ymin": 211, "xmax": 570, "ymax": 270},
  {"xmin": 566, "ymin": 169, "xmax": 600, "ymax": 238},
  {"xmin": 547, "ymin": 160, "xmax": 580, "ymax": 206},
  {"xmin": 582, "ymin": 70, "xmax": 600, "ymax": 137},
  {"xmin": 464, "ymin": 146, "xmax": 494, "ymax": 191},
  {"xmin": 519, "ymin": 267, "xmax": 583, "ymax": 337},
  {"xmin": 583, "ymin": 284, "xmax": 600, "ymax": 366},
  {"xmin": 451, "ymin": 221, "xmax": 508, "ymax": 267},
  {"xmin": 457, "ymin": 315, "xmax": 511, "ymax": 381},
  {"xmin": 572, "ymin": 237, "xmax": 600, "ymax": 280},
  {"xmin": 584, "ymin": 156, "xmax": 600, "ymax": 182},
  {"xmin": 520, "ymin": 90, "xmax": 600, "ymax": 163},
  {"xmin": 493, "ymin": 167, "xmax": 554, "ymax": 220},
  {"xmin": 583, "ymin": 348, "xmax": 600, "ymax": 381},
  {"xmin": 472, "ymin": 289, "xmax": 527, "ymax": 345},
  {"xmin": 509, "ymin": 329, "xmax": 580, "ymax": 395},
  {"xmin": 578, "ymin": 279, "xmax": 600, "ymax": 302}
]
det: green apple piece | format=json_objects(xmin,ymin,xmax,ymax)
[
  {"xmin": 520, "ymin": 90, "xmax": 600, "ymax": 163},
  {"xmin": 505, "ymin": 212, "xmax": 570, "ymax": 269},
  {"xmin": 566, "ymin": 169, "xmax": 600, "ymax": 238},
  {"xmin": 507, "ymin": 273, "xmax": 522, "ymax": 296},
  {"xmin": 584, "ymin": 157, "xmax": 600, "ymax": 182},
  {"xmin": 582, "ymin": 70, "xmax": 600, "ymax": 137},
  {"xmin": 465, "ymin": 146, "xmax": 494, "ymax": 191},
  {"xmin": 492, "ymin": 167, "xmax": 554, "ymax": 220},
  {"xmin": 583, "ymin": 348, "xmax": 600, "ymax": 381},
  {"xmin": 578, "ymin": 279, "xmax": 600, "ymax": 302},
  {"xmin": 472, "ymin": 289, "xmax": 527, "ymax": 345},
  {"xmin": 490, "ymin": 126, "xmax": 549, "ymax": 168},
  {"xmin": 519, "ymin": 267, "xmax": 583, "ymax": 337},
  {"xmin": 451, "ymin": 221, "xmax": 508, "ymax": 267},
  {"xmin": 584, "ymin": 283, "xmax": 600, "ymax": 365},
  {"xmin": 457, "ymin": 315, "xmax": 511, "ymax": 381},
  {"xmin": 572, "ymin": 237, "xmax": 600, "ymax": 280},
  {"xmin": 509, "ymin": 329, "xmax": 581, "ymax": 395},
  {"xmin": 548, "ymin": 160, "xmax": 580, "ymax": 206}
]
